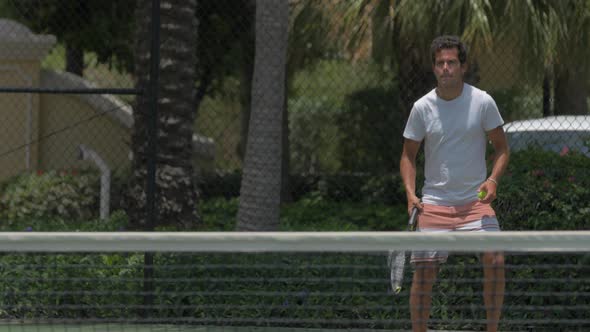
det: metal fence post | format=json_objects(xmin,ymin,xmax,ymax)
[{"xmin": 143, "ymin": 0, "xmax": 161, "ymax": 319}]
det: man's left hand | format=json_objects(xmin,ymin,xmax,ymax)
[{"xmin": 478, "ymin": 179, "xmax": 497, "ymax": 204}]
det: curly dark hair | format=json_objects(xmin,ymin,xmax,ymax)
[{"xmin": 430, "ymin": 35, "xmax": 467, "ymax": 65}]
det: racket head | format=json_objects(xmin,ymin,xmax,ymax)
[
  {"xmin": 389, "ymin": 207, "xmax": 419, "ymax": 293},
  {"xmin": 388, "ymin": 250, "xmax": 406, "ymax": 294}
]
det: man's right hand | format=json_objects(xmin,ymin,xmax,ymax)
[{"xmin": 407, "ymin": 195, "xmax": 423, "ymax": 215}]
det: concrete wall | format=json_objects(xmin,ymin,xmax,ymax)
[
  {"xmin": 38, "ymin": 70, "xmax": 131, "ymax": 172},
  {"xmin": 0, "ymin": 19, "xmax": 215, "ymax": 181}
]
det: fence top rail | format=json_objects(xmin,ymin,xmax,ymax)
[
  {"xmin": 0, "ymin": 231, "xmax": 587, "ymax": 252},
  {"xmin": 0, "ymin": 86, "xmax": 142, "ymax": 95}
]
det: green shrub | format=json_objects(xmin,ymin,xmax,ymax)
[
  {"xmin": 288, "ymin": 60, "xmax": 395, "ymax": 174},
  {"xmin": 197, "ymin": 196, "xmax": 408, "ymax": 232},
  {"xmin": 0, "ymin": 169, "xmax": 99, "ymax": 225},
  {"xmin": 197, "ymin": 170, "xmax": 242, "ymax": 199},
  {"xmin": 336, "ymin": 85, "xmax": 405, "ymax": 174},
  {"xmin": 198, "ymin": 197, "xmax": 239, "ymax": 231},
  {"xmin": 199, "ymin": 172, "xmax": 408, "ymax": 205},
  {"xmin": 1, "ymin": 148, "xmax": 588, "ymax": 329},
  {"xmin": 495, "ymin": 149, "xmax": 590, "ymax": 230},
  {"xmin": 0, "ymin": 248, "xmax": 584, "ymax": 330},
  {"xmin": 490, "ymin": 86, "xmax": 543, "ymax": 122},
  {"xmin": 281, "ymin": 197, "xmax": 408, "ymax": 231},
  {"xmin": 289, "ymin": 96, "xmax": 343, "ymax": 173},
  {"xmin": 1, "ymin": 209, "xmax": 129, "ymax": 232}
]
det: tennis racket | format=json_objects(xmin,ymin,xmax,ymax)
[{"xmin": 387, "ymin": 206, "xmax": 419, "ymax": 294}]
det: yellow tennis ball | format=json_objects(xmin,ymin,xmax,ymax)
[{"xmin": 478, "ymin": 191, "xmax": 487, "ymax": 199}]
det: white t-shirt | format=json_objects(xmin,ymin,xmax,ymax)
[{"xmin": 403, "ymin": 83, "xmax": 504, "ymax": 206}]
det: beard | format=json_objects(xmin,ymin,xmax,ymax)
[{"xmin": 438, "ymin": 75, "xmax": 461, "ymax": 88}]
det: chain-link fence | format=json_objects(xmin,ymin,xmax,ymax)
[
  {"xmin": 0, "ymin": 0, "xmax": 146, "ymax": 228},
  {"xmin": 0, "ymin": 0, "xmax": 588, "ymax": 230}
]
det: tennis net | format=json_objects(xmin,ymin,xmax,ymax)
[{"xmin": 0, "ymin": 231, "xmax": 588, "ymax": 332}]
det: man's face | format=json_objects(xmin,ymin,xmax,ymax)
[{"xmin": 432, "ymin": 48, "xmax": 467, "ymax": 89}]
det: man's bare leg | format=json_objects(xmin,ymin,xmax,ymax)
[
  {"xmin": 482, "ymin": 252, "xmax": 505, "ymax": 332},
  {"xmin": 410, "ymin": 262, "xmax": 439, "ymax": 332}
]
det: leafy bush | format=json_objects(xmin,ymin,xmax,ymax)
[
  {"xmin": 0, "ymin": 170, "xmax": 100, "ymax": 225},
  {"xmin": 199, "ymin": 171, "xmax": 408, "ymax": 205},
  {"xmin": 281, "ymin": 197, "xmax": 408, "ymax": 231},
  {"xmin": 1, "ymin": 149, "xmax": 589, "ymax": 329},
  {"xmin": 198, "ymin": 197, "xmax": 239, "ymax": 231},
  {"xmin": 336, "ymin": 85, "xmax": 406, "ymax": 173},
  {"xmin": 495, "ymin": 149, "xmax": 590, "ymax": 230},
  {"xmin": 490, "ymin": 86, "xmax": 543, "ymax": 122},
  {"xmin": 288, "ymin": 95, "xmax": 343, "ymax": 173},
  {"xmin": 197, "ymin": 170, "xmax": 242, "ymax": 199},
  {"xmin": 197, "ymin": 196, "xmax": 408, "ymax": 232},
  {"xmin": 0, "ymin": 209, "xmax": 129, "ymax": 232},
  {"xmin": 288, "ymin": 60, "xmax": 394, "ymax": 174},
  {"xmin": 0, "ymin": 246, "xmax": 585, "ymax": 330}
]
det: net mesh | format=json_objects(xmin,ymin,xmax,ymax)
[{"xmin": 0, "ymin": 232, "xmax": 588, "ymax": 332}]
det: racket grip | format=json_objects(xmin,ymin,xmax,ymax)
[{"xmin": 408, "ymin": 207, "xmax": 418, "ymax": 231}]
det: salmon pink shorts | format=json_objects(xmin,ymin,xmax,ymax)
[{"xmin": 410, "ymin": 201, "xmax": 500, "ymax": 264}]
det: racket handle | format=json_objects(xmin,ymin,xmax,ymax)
[{"xmin": 408, "ymin": 207, "xmax": 418, "ymax": 231}]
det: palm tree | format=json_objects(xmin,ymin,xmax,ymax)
[
  {"xmin": 236, "ymin": 0, "xmax": 289, "ymax": 231},
  {"xmin": 301, "ymin": 0, "xmax": 590, "ymax": 116},
  {"xmin": 127, "ymin": 0, "xmax": 199, "ymax": 229},
  {"xmin": 491, "ymin": 0, "xmax": 590, "ymax": 115},
  {"xmin": 238, "ymin": 0, "xmax": 329, "ymax": 205},
  {"xmin": 3, "ymin": 0, "xmax": 135, "ymax": 76},
  {"xmin": 549, "ymin": 1, "xmax": 590, "ymax": 115},
  {"xmin": 345, "ymin": 0, "xmax": 497, "ymax": 115}
]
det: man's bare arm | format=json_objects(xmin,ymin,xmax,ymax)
[
  {"xmin": 400, "ymin": 138, "xmax": 423, "ymax": 214},
  {"xmin": 478, "ymin": 126, "xmax": 510, "ymax": 203}
]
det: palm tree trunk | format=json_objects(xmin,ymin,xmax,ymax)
[
  {"xmin": 126, "ymin": 0, "xmax": 152, "ymax": 228},
  {"xmin": 542, "ymin": 68, "xmax": 552, "ymax": 117},
  {"xmin": 65, "ymin": 44, "xmax": 84, "ymax": 76},
  {"xmin": 127, "ymin": 0, "xmax": 200, "ymax": 230},
  {"xmin": 281, "ymin": 77, "xmax": 292, "ymax": 204},
  {"xmin": 554, "ymin": 65, "xmax": 588, "ymax": 115},
  {"xmin": 237, "ymin": 0, "xmax": 256, "ymax": 161},
  {"xmin": 156, "ymin": 0, "xmax": 199, "ymax": 228},
  {"xmin": 64, "ymin": 0, "xmax": 85, "ymax": 76},
  {"xmin": 236, "ymin": 0, "xmax": 289, "ymax": 231},
  {"xmin": 397, "ymin": 46, "xmax": 434, "ymax": 119}
]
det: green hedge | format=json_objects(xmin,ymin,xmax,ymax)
[
  {"xmin": 0, "ymin": 150, "xmax": 588, "ymax": 330},
  {"xmin": 495, "ymin": 149, "xmax": 590, "ymax": 230},
  {"xmin": 0, "ymin": 251, "xmax": 586, "ymax": 330},
  {"xmin": 198, "ymin": 149, "xmax": 590, "ymax": 231},
  {"xmin": 0, "ymin": 169, "xmax": 99, "ymax": 226},
  {"xmin": 198, "ymin": 171, "xmax": 408, "ymax": 205},
  {"xmin": 2, "ymin": 148, "xmax": 588, "ymax": 232}
]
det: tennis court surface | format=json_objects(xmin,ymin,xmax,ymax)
[
  {"xmin": 0, "ymin": 326, "xmax": 490, "ymax": 332},
  {"xmin": 0, "ymin": 326, "xmax": 413, "ymax": 332},
  {"xmin": 0, "ymin": 232, "xmax": 588, "ymax": 332}
]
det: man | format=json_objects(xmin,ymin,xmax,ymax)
[{"xmin": 400, "ymin": 35, "xmax": 510, "ymax": 332}]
